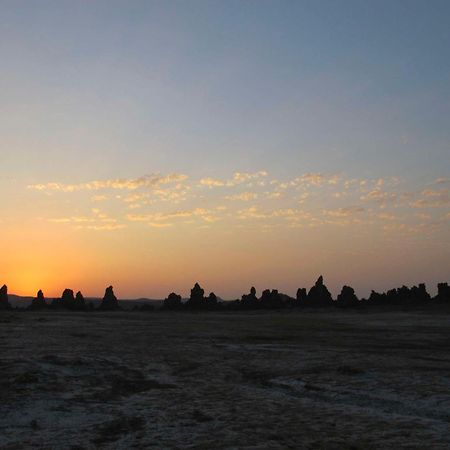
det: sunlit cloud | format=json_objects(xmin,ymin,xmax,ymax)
[
  {"xmin": 29, "ymin": 171, "xmax": 450, "ymax": 241},
  {"xmin": 382, "ymin": 223, "xmax": 419, "ymax": 234},
  {"xmin": 265, "ymin": 191, "xmax": 283, "ymax": 199},
  {"xmin": 199, "ymin": 177, "xmax": 226, "ymax": 187},
  {"xmin": 361, "ymin": 190, "xmax": 397, "ymax": 202},
  {"xmin": 76, "ymin": 224, "xmax": 126, "ymax": 231},
  {"xmin": 48, "ymin": 216, "xmax": 96, "ymax": 224},
  {"xmin": 28, "ymin": 173, "xmax": 188, "ymax": 192},
  {"xmin": 225, "ymin": 192, "xmax": 258, "ymax": 201},
  {"xmin": 47, "ymin": 209, "xmax": 124, "ymax": 231},
  {"xmin": 127, "ymin": 207, "xmax": 220, "ymax": 224},
  {"xmin": 294, "ymin": 172, "xmax": 341, "ymax": 187},
  {"xmin": 410, "ymin": 188, "xmax": 450, "ymax": 208},
  {"xmin": 237, "ymin": 206, "xmax": 310, "ymax": 221},
  {"xmin": 123, "ymin": 193, "xmax": 149, "ymax": 203},
  {"xmin": 148, "ymin": 222, "xmax": 173, "ymax": 228},
  {"xmin": 324, "ymin": 206, "xmax": 365, "ymax": 218},
  {"xmin": 377, "ymin": 212, "xmax": 397, "ymax": 221},
  {"xmin": 199, "ymin": 171, "xmax": 268, "ymax": 188},
  {"xmin": 432, "ymin": 177, "xmax": 450, "ymax": 185}
]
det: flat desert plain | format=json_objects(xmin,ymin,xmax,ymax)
[{"xmin": 1, "ymin": 310, "xmax": 450, "ymax": 449}]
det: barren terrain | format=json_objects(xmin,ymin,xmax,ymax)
[{"xmin": 1, "ymin": 310, "xmax": 450, "ymax": 449}]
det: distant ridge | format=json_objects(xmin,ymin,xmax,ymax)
[{"xmin": 8, "ymin": 295, "xmax": 163, "ymax": 310}]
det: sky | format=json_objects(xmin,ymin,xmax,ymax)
[{"xmin": 1, "ymin": 0, "xmax": 449, "ymax": 299}]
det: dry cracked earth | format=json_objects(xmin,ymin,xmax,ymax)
[{"xmin": 1, "ymin": 309, "xmax": 450, "ymax": 449}]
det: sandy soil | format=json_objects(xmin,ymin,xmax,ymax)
[{"xmin": 1, "ymin": 309, "xmax": 450, "ymax": 449}]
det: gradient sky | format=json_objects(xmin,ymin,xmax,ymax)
[{"xmin": 1, "ymin": 0, "xmax": 449, "ymax": 299}]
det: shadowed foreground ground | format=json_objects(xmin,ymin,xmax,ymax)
[{"xmin": 1, "ymin": 310, "xmax": 450, "ymax": 449}]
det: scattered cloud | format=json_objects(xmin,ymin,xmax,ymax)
[
  {"xmin": 361, "ymin": 190, "xmax": 397, "ymax": 202},
  {"xmin": 432, "ymin": 177, "xmax": 450, "ymax": 185},
  {"xmin": 28, "ymin": 173, "xmax": 188, "ymax": 192},
  {"xmin": 199, "ymin": 171, "xmax": 267, "ymax": 188},
  {"xmin": 77, "ymin": 224, "xmax": 126, "ymax": 231},
  {"xmin": 48, "ymin": 216, "xmax": 95, "ymax": 224},
  {"xmin": 410, "ymin": 189, "xmax": 450, "ymax": 208},
  {"xmin": 127, "ymin": 207, "xmax": 220, "ymax": 224},
  {"xmin": 47, "ymin": 209, "xmax": 124, "ymax": 231},
  {"xmin": 148, "ymin": 222, "xmax": 173, "ymax": 228},
  {"xmin": 29, "ymin": 171, "xmax": 450, "ymax": 238},
  {"xmin": 378, "ymin": 212, "xmax": 396, "ymax": 221},
  {"xmin": 324, "ymin": 206, "xmax": 365, "ymax": 218},
  {"xmin": 199, "ymin": 177, "xmax": 225, "ymax": 188},
  {"xmin": 225, "ymin": 192, "xmax": 258, "ymax": 201}
]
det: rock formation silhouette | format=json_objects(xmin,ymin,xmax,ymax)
[
  {"xmin": 368, "ymin": 290, "xmax": 386, "ymax": 305},
  {"xmin": 74, "ymin": 291, "xmax": 86, "ymax": 310},
  {"xmin": 30, "ymin": 290, "xmax": 47, "ymax": 310},
  {"xmin": 52, "ymin": 288, "xmax": 75, "ymax": 309},
  {"xmin": 62, "ymin": 289, "xmax": 75, "ymax": 308},
  {"xmin": 0, "ymin": 285, "xmax": 11, "ymax": 310},
  {"xmin": 305, "ymin": 276, "xmax": 333, "ymax": 307},
  {"xmin": 163, "ymin": 292, "xmax": 183, "ymax": 310},
  {"xmin": 368, "ymin": 283, "xmax": 431, "ymax": 306},
  {"xmin": 296, "ymin": 288, "xmax": 307, "ymax": 307},
  {"xmin": 436, "ymin": 283, "xmax": 450, "ymax": 303},
  {"xmin": 99, "ymin": 286, "xmax": 120, "ymax": 311},
  {"xmin": 185, "ymin": 283, "xmax": 205, "ymax": 310},
  {"xmin": 260, "ymin": 289, "xmax": 285, "ymax": 309},
  {"xmin": 336, "ymin": 285, "xmax": 359, "ymax": 308},
  {"xmin": 241, "ymin": 287, "xmax": 259, "ymax": 309},
  {"xmin": 206, "ymin": 292, "xmax": 218, "ymax": 309},
  {"xmin": 4, "ymin": 278, "xmax": 450, "ymax": 313},
  {"xmin": 410, "ymin": 284, "xmax": 431, "ymax": 303}
]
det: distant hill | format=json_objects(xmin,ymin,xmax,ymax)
[
  {"xmin": 8, "ymin": 295, "xmax": 164, "ymax": 309},
  {"xmin": 9, "ymin": 295, "xmax": 34, "ymax": 308}
]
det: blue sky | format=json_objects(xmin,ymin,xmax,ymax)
[
  {"xmin": 2, "ymin": 0, "xmax": 449, "ymax": 179},
  {"xmin": 1, "ymin": 1, "xmax": 449, "ymax": 297}
]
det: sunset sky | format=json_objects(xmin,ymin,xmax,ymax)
[{"xmin": 1, "ymin": 1, "xmax": 449, "ymax": 299}]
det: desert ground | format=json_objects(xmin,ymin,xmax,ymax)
[{"xmin": 1, "ymin": 309, "xmax": 450, "ymax": 449}]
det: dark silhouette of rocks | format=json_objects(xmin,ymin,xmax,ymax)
[
  {"xmin": 241, "ymin": 287, "xmax": 259, "ymax": 309},
  {"xmin": 3, "ymin": 278, "xmax": 450, "ymax": 313},
  {"xmin": 99, "ymin": 286, "xmax": 120, "ymax": 311},
  {"xmin": 368, "ymin": 290, "xmax": 386, "ymax": 305},
  {"xmin": 368, "ymin": 283, "xmax": 431, "ymax": 306},
  {"xmin": 410, "ymin": 284, "xmax": 431, "ymax": 303},
  {"xmin": 259, "ymin": 289, "xmax": 295, "ymax": 309},
  {"xmin": 184, "ymin": 284, "xmax": 221, "ymax": 310},
  {"xmin": 62, "ymin": 289, "xmax": 75, "ymax": 309},
  {"xmin": 305, "ymin": 276, "xmax": 333, "ymax": 307},
  {"xmin": 296, "ymin": 288, "xmax": 307, "ymax": 306},
  {"xmin": 436, "ymin": 283, "xmax": 450, "ymax": 303},
  {"xmin": 0, "ymin": 285, "xmax": 11, "ymax": 310},
  {"xmin": 52, "ymin": 288, "xmax": 75, "ymax": 309},
  {"xmin": 226, "ymin": 286, "xmax": 295, "ymax": 310},
  {"xmin": 260, "ymin": 289, "xmax": 283, "ymax": 309},
  {"xmin": 336, "ymin": 285, "xmax": 359, "ymax": 308},
  {"xmin": 185, "ymin": 283, "xmax": 205, "ymax": 310},
  {"xmin": 206, "ymin": 292, "xmax": 218, "ymax": 308},
  {"xmin": 74, "ymin": 291, "xmax": 86, "ymax": 310},
  {"xmin": 163, "ymin": 292, "xmax": 183, "ymax": 310},
  {"xmin": 30, "ymin": 290, "xmax": 47, "ymax": 310},
  {"xmin": 191, "ymin": 282, "xmax": 204, "ymax": 301}
]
